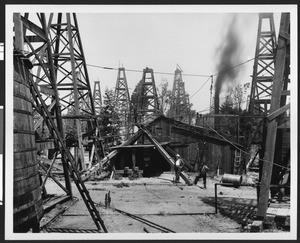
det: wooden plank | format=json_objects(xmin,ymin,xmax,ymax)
[
  {"xmin": 14, "ymin": 187, "xmax": 42, "ymax": 212},
  {"xmin": 14, "ymin": 164, "xmax": 40, "ymax": 182},
  {"xmin": 14, "ymin": 151, "xmax": 36, "ymax": 169},
  {"xmin": 267, "ymin": 103, "xmax": 290, "ymax": 121},
  {"xmin": 13, "ymin": 175, "xmax": 41, "ymax": 197},
  {"xmin": 36, "ymin": 140, "xmax": 55, "ymax": 150},
  {"xmin": 43, "ymin": 195, "xmax": 71, "ymax": 213}
]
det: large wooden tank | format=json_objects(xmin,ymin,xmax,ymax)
[{"xmin": 13, "ymin": 54, "xmax": 43, "ymax": 232}]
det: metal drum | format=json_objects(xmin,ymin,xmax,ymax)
[{"xmin": 221, "ymin": 173, "xmax": 242, "ymax": 187}]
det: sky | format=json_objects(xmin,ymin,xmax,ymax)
[{"xmin": 75, "ymin": 9, "xmax": 281, "ymax": 114}]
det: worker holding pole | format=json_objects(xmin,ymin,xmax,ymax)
[{"xmin": 174, "ymin": 154, "xmax": 184, "ymax": 183}]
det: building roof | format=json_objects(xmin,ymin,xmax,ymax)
[{"xmin": 145, "ymin": 115, "xmax": 242, "ymax": 148}]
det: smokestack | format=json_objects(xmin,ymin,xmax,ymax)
[{"xmin": 214, "ymin": 14, "xmax": 243, "ymax": 130}]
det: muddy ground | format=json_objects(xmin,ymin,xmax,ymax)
[{"xmin": 39, "ymin": 171, "xmax": 274, "ymax": 235}]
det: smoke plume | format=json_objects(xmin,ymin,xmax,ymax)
[{"xmin": 214, "ymin": 14, "xmax": 243, "ymax": 115}]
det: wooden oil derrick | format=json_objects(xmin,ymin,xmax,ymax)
[
  {"xmin": 257, "ymin": 13, "xmax": 290, "ymax": 218},
  {"xmin": 249, "ymin": 13, "xmax": 277, "ymax": 115},
  {"xmin": 93, "ymin": 81, "xmax": 102, "ymax": 115},
  {"xmin": 17, "ymin": 13, "xmax": 107, "ymax": 232},
  {"xmin": 18, "ymin": 13, "xmax": 73, "ymax": 197},
  {"xmin": 137, "ymin": 68, "xmax": 160, "ymax": 124},
  {"xmin": 247, "ymin": 13, "xmax": 277, "ymax": 171},
  {"xmin": 169, "ymin": 67, "xmax": 190, "ymax": 123},
  {"xmin": 114, "ymin": 67, "xmax": 131, "ymax": 139},
  {"xmin": 21, "ymin": 13, "xmax": 103, "ymax": 170}
]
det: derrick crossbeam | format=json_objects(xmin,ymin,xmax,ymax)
[{"xmin": 249, "ymin": 13, "xmax": 277, "ymax": 115}]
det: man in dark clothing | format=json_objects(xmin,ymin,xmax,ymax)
[{"xmin": 194, "ymin": 163, "xmax": 209, "ymax": 189}]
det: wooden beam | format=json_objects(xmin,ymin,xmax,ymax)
[
  {"xmin": 267, "ymin": 103, "xmax": 290, "ymax": 121},
  {"xmin": 38, "ymin": 85, "xmax": 56, "ymax": 96},
  {"xmin": 13, "ymin": 14, "xmax": 24, "ymax": 50},
  {"xmin": 34, "ymin": 100, "xmax": 56, "ymax": 131},
  {"xmin": 110, "ymin": 142, "xmax": 170, "ymax": 150},
  {"xmin": 277, "ymin": 120, "xmax": 290, "ymax": 129},
  {"xmin": 20, "ymin": 16, "xmax": 47, "ymax": 41},
  {"xmin": 39, "ymin": 161, "xmax": 69, "ymax": 195},
  {"xmin": 140, "ymin": 126, "xmax": 193, "ymax": 185}
]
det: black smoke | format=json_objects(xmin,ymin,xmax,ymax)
[{"xmin": 214, "ymin": 14, "xmax": 243, "ymax": 115}]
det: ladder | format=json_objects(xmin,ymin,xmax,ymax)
[
  {"xmin": 234, "ymin": 149, "xmax": 242, "ymax": 174},
  {"xmin": 139, "ymin": 126, "xmax": 193, "ymax": 185},
  {"xmin": 28, "ymin": 74, "xmax": 108, "ymax": 232}
]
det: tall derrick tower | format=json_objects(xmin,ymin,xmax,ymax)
[
  {"xmin": 249, "ymin": 13, "xmax": 277, "ymax": 115},
  {"xmin": 257, "ymin": 13, "xmax": 290, "ymax": 218},
  {"xmin": 93, "ymin": 81, "xmax": 102, "ymax": 115},
  {"xmin": 137, "ymin": 68, "xmax": 160, "ymax": 124},
  {"xmin": 169, "ymin": 67, "xmax": 190, "ymax": 122},
  {"xmin": 114, "ymin": 67, "xmax": 131, "ymax": 139},
  {"xmin": 21, "ymin": 13, "xmax": 103, "ymax": 170},
  {"xmin": 16, "ymin": 12, "xmax": 107, "ymax": 231}
]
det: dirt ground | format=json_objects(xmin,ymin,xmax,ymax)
[{"xmin": 39, "ymin": 171, "xmax": 265, "ymax": 234}]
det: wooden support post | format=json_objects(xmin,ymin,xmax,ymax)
[
  {"xmin": 13, "ymin": 13, "xmax": 24, "ymax": 51},
  {"xmin": 66, "ymin": 13, "xmax": 85, "ymax": 171},
  {"xmin": 257, "ymin": 13, "xmax": 290, "ymax": 219},
  {"xmin": 40, "ymin": 13, "xmax": 73, "ymax": 197}
]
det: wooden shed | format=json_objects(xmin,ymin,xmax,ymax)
[{"xmin": 145, "ymin": 116, "xmax": 243, "ymax": 175}]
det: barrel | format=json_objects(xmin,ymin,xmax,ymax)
[
  {"xmin": 221, "ymin": 173, "xmax": 242, "ymax": 187},
  {"xmin": 13, "ymin": 58, "xmax": 43, "ymax": 232}
]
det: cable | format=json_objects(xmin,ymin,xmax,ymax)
[
  {"xmin": 207, "ymin": 125, "xmax": 290, "ymax": 171},
  {"xmin": 212, "ymin": 57, "xmax": 256, "ymax": 78},
  {"xmin": 87, "ymin": 63, "xmax": 211, "ymax": 78},
  {"xmin": 190, "ymin": 76, "xmax": 212, "ymax": 99}
]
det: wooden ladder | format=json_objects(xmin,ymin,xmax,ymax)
[
  {"xmin": 28, "ymin": 75, "xmax": 108, "ymax": 232},
  {"xmin": 234, "ymin": 150, "xmax": 242, "ymax": 174}
]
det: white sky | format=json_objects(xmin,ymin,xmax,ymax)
[{"xmin": 76, "ymin": 10, "xmax": 281, "ymax": 113}]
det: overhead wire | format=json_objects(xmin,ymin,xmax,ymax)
[
  {"xmin": 207, "ymin": 125, "xmax": 290, "ymax": 171},
  {"xmin": 86, "ymin": 63, "xmax": 211, "ymax": 78}
]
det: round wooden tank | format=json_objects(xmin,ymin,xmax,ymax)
[{"xmin": 13, "ymin": 58, "xmax": 43, "ymax": 232}]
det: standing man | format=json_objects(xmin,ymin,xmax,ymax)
[
  {"xmin": 174, "ymin": 154, "xmax": 184, "ymax": 183},
  {"xmin": 194, "ymin": 163, "xmax": 209, "ymax": 189}
]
